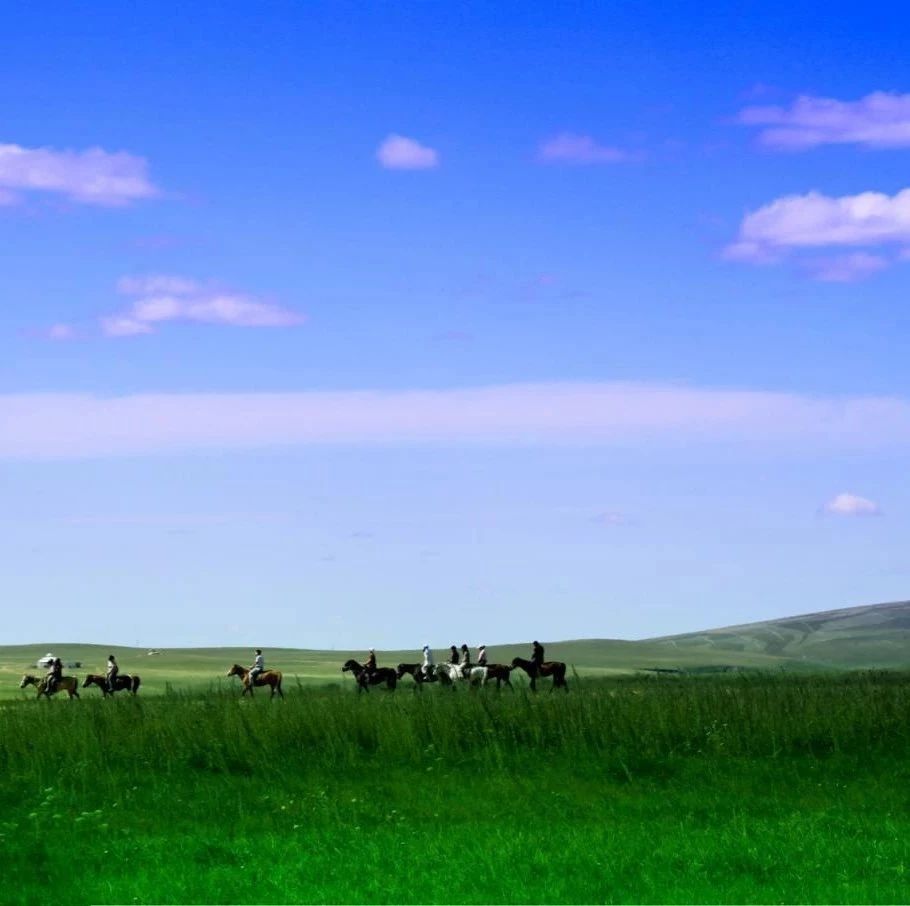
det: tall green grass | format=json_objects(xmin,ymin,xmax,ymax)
[{"xmin": 3, "ymin": 673, "xmax": 910, "ymax": 903}]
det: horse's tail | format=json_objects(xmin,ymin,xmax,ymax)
[
  {"xmin": 132, "ymin": 675, "xmax": 141, "ymax": 694},
  {"xmin": 277, "ymin": 672, "xmax": 283, "ymax": 694}
]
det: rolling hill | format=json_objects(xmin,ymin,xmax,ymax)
[{"xmin": 2, "ymin": 599, "xmax": 908, "ymax": 698}]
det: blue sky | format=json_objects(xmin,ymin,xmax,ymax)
[{"xmin": 2, "ymin": 1, "xmax": 908, "ymax": 649}]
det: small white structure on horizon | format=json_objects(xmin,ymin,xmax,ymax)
[{"xmin": 35, "ymin": 652, "xmax": 56, "ymax": 669}]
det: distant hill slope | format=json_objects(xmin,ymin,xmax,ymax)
[
  {"xmin": 2, "ymin": 601, "xmax": 908, "ymax": 698},
  {"xmin": 643, "ymin": 599, "xmax": 910, "ymax": 669}
]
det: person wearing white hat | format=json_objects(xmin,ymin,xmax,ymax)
[
  {"xmin": 476, "ymin": 644, "xmax": 488, "ymax": 667},
  {"xmin": 421, "ymin": 644, "xmax": 434, "ymax": 679}
]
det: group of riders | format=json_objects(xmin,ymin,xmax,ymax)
[
  {"xmin": 377, "ymin": 640, "xmax": 543, "ymax": 680},
  {"xmin": 241, "ymin": 641, "xmax": 546, "ymax": 684},
  {"xmin": 42, "ymin": 653, "xmax": 120, "ymax": 695},
  {"xmin": 32, "ymin": 640, "xmax": 551, "ymax": 697}
]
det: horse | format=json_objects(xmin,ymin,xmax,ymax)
[
  {"xmin": 469, "ymin": 663, "xmax": 514, "ymax": 689},
  {"xmin": 82, "ymin": 674, "xmax": 141, "ymax": 696},
  {"xmin": 342, "ymin": 659, "xmax": 397, "ymax": 692},
  {"xmin": 435, "ymin": 662, "xmax": 472, "ymax": 687},
  {"xmin": 510, "ymin": 657, "xmax": 569, "ymax": 692},
  {"xmin": 226, "ymin": 664, "xmax": 284, "ymax": 698},
  {"xmin": 396, "ymin": 663, "xmax": 439, "ymax": 686},
  {"xmin": 19, "ymin": 674, "xmax": 80, "ymax": 699}
]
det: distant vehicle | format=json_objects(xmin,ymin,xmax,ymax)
[{"xmin": 147, "ymin": 649, "xmax": 163, "ymax": 656}]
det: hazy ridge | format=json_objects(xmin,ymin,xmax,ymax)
[{"xmin": 3, "ymin": 600, "xmax": 909, "ymax": 686}]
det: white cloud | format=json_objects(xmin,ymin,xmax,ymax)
[
  {"xmin": 376, "ymin": 134, "xmax": 439, "ymax": 170},
  {"xmin": 725, "ymin": 187, "xmax": 910, "ymax": 277},
  {"xmin": 538, "ymin": 133, "xmax": 630, "ymax": 164},
  {"xmin": 1, "ymin": 382, "xmax": 909, "ymax": 459},
  {"xmin": 802, "ymin": 252, "xmax": 889, "ymax": 283},
  {"xmin": 0, "ymin": 143, "xmax": 158, "ymax": 205},
  {"xmin": 100, "ymin": 275, "xmax": 304, "ymax": 337},
  {"xmin": 822, "ymin": 493, "xmax": 882, "ymax": 516},
  {"xmin": 594, "ymin": 511, "xmax": 630, "ymax": 526},
  {"xmin": 46, "ymin": 323, "xmax": 77, "ymax": 341},
  {"xmin": 738, "ymin": 92, "xmax": 910, "ymax": 150}
]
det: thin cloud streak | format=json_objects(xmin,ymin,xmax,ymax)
[
  {"xmin": 0, "ymin": 143, "xmax": 158, "ymax": 205},
  {"xmin": 739, "ymin": 92, "xmax": 910, "ymax": 150},
  {"xmin": 1, "ymin": 382, "xmax": 910, "ymax": 460},
  {"xmin": 538, "ymin": 133, "xmax": 631, "ymax": 164},
  {"xmin": 100, "ymin": 274, "xmax": 305, "ymax": 336}
]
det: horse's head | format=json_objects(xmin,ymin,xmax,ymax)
[
  {"xmin": 81, "ymin": 676, "xmax": 93, "ymax": 687},
  {"xmin": 19, "ymin": 675, "xmax": 34, "ymax": 688},
  {"xmin": 342, "ymin": 659, "xmax": 359, "ymax": 673},
  {"xmin": 226, "ymin": 664, "xmax": 244, "ymax": 678}
]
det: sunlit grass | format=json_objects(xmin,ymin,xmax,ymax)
[{"xmin": 2, "ymin": 673, "xmax": 909, "ymax": 903}]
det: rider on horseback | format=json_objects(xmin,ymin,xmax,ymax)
[
  {"xmin": 365, "ymin": 649, "xmax": 377, "ymax": 676},
  {"xmin": 531, "ymin": 640, "xmax": 545, "ymax": 670},
  {"xmin": 421, "ymin": 644, "xmax": 434, "ymax": 679},
  {"xmin": 476, "ymin": 644, "xmax": 488, "ymax": 667},
  {"xmin": 449, "ymin": 645, "xmax": 459, "ymax": 665},
  {"xmin": 106, "ymin": 654, "xmax": 119, "ymax": 694},
  {"xmin": 45, "ymin": 657, "xmax": 63, "ymax": 694},
  {"xmin": 248, "ymin": 649, "xmax": 264, "ymax": 687}
]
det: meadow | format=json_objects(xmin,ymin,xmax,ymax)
[{"xmin": 2, "ymin": 670, "xmax": 910, "ymax": 904}]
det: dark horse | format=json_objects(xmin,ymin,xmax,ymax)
[
  {"xmin": 82, "ymin": 674, "xmax": 141, "ymax": 696},
  {"xmin": 476, "ymin": 663, "xmax": 515, "ymax": 690},
  {"xmin": 19, "ymin": 674, "xmax": 80, "ymax": 699},
  {"xmin": 343, "ymin": 659, "xmax": 397, "ymax": 692},
  {"xmin": 226, "ymin": 664, "xmax": 284, "ymax": 698},
  {"xmin": 396, "ymin": 663, "xmax": 445, "ymax": 687},
  {"xmin": 510, "ymin": 657, "xmax": 569, "ymax": 692}
]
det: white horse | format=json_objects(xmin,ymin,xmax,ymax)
[{"xmin": 436, "ymin": 662, "xmax": 470, "ymax": 685}]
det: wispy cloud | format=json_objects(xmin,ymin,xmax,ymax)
[
  {"xmin": 46, "ymin": 323, "xmax": 77, "ymax": 341},
  {"xmin": 2, "ymin": 382, "xmax": 910, "ymax": 459},
  {"xmin": 0, "ymin": 143, "xmax": 158, "ymax": 205},
  {"xmin": 822, "ymin": 493, "xmax": 882, "ymax": 516},
  {"xmin": 738, "ymin": 92, "xmax": 910, "ymax": 151},
  {"xmin": 376, "ymin": 134, "xmax": 439, "ymax": 170},
  {"xmin": 725, "ymin": 187, "xmax": 910, "ymax": 277},
  {"xmin": 593, "ymin": 511, "xmax": 631, "ymax": 527},
  {"xmin": 100, "ymin": 275, "xmax": 305, "ymax": 337},
  {"xmin": 537, "ymin": 133, "xmax": 631, "ymax": 164},
  {"xmin": 802, "ymin": 252, "xmax": 890, "ymax": 283}
]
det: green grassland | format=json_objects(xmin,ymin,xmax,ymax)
[
  {"xmin": 2, "ymin": 671, "xmax": 910, "ymax": 903},
  {"xmin": 3, "ymin": 601, "xmax": 910, "ymax": 904}
]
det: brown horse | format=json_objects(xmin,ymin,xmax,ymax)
[
  {"xmin": 82, "ymin": 674, "xmax": 141, "ymax": 696},
  {"xmin": 226, "ymin": 664, "xmax": 284, "ymax": 698},
  {"xmin": 343, "ymin": 659, "xmax": 397, "ymax": 692},
  {"xmin": 472, "ymin": 663, "xmax": 515, "ymax": 689},
  {"xmin": 19, "ymin": 674, "xmax": 80, "ymax": 699},
  {"xmin": 510, "ymin": 657, "xmax": 568, "ymax": 692}
]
